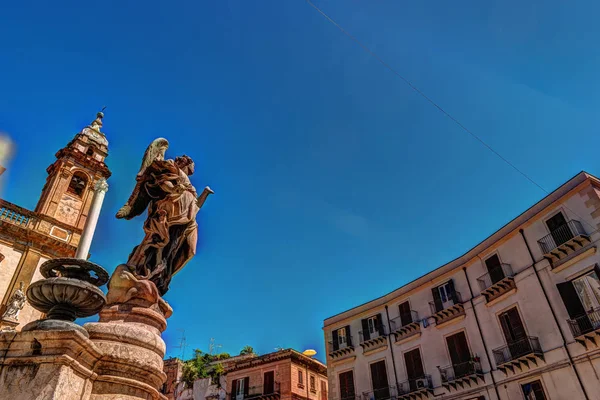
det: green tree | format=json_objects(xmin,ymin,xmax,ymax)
[
  {"xmin": 181, "ymin": 350, "xmax": 233, "ymax": 388},
  {"xmin": 239, "ymin": 345, "xmax": 254, "ymax": 355}
]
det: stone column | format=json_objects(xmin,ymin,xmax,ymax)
[{"xmin": 76, "ymin": 178, "xmax": 108, "ymax": 259}]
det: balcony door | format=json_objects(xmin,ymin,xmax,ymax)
[
  {"xmin": 362, "ymin": 314, "xmax": 382, "ymax": 341},
  {"xmin": 546, "ymin": 212, "xmax": 572, "ymax": 248},
  {"xmin": 499, "ymin": 307, "xmax": 530, "ymax": 358},
  {"xmin": 233, "ymin": 377, "xmax": 249, "ymax": 400},
  {"xmin": 339, "ymin": 371, "xmax": 355, "ymax": 400},
  {"xmin": 558, "ymin": 267, "xmax": 600, "ymax": 335},
  {"xmin": 446, "ymin": 332, "xmax": 471, "ymax": 378},
  {"xmin": 437, "ymin": 281, "xmax": 456, "ymax": 311},
  {"xmin": 485, "ymin": 254, "xmax": 504, "ymax": 284},
  {"xmin": 369, "ymin": 360, "xmax": 390, "ymax": 400},
  {"xmin": 399, "ymin": 301, "xmax": 413, "ymax": 326},
  {"xmin": 263, "ymin": 371, "xmax": 274, "ymax": 395},
  {"xmin": 404, "ymin": 348, "xmax": 424, "ymax": 391}
]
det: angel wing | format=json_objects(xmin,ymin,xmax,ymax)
[{"xmin": 116, "ymin": 138, "xmax": 169, "ymax": 220}]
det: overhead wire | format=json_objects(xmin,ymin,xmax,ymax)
[{"xmin": 305, "ymin": 0, "xmax": 599, "ymax": 235}]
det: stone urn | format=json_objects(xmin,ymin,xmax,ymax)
[{"xmin": 22, "ymin": 257, "xmax": 108, "ymax": 337}]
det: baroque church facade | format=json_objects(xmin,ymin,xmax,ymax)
[{"xmin": 0, "ymin": 112, "xmax": 110, "ymax": 329}]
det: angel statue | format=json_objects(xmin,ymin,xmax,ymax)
[
  {"xmin": 2, "ymin": 282, "xmax": 26, "ymax": 321},
  {"xmin": 116, "ymin": 138, "xmax": 213, "ymax": 295}
]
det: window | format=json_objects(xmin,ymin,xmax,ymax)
[
  {"xmin": 86, "ymin": 147, "xmax": 94, "ymax": 156},
  {"xmin": 361, "ymin": 314, "xmax": 382, "ymax": 342},
  {"xmin": 67, "ymin": 172, "xmax": 87, "ymax": 197},
  {"xmin": 338, "ymin": 327, "xmax": 347, "ymax": 347},
  {"xmin": 432, "ymin": 280, "xmax": 457, "ymax": 312},
  {"xmin": 367, "ymin": 317, "xmax": 377, "ymax": 334},
  {"xmin": 320, "ymin": 381, "xmax": 327, "ymax": 400},
  {"xmin": 445, "ymin": 332, "xmax": 472, "ymax": 378},
  {"xmin": 339, "ymin": 371, "xmax": 355, "ymax": 400},
  {"xmin": 298, "ymin": 369, "xmax": 304, "ymax": 387},
  {"xmin": 546, "ymin": 212, "xmax": 573, "ymax": 247},
  {"xmin": 485, "ymin": 254, "xmax": 505, "ymax": 284},
  {"xmin": 557, "ymin": 265, "xmax": 600, "ymax": 335},
  {"xmin": 369, "ymin": 360, "xmax": 390, "ymax": 400},
  {"xmin": 573, "ymin": 270, "xmax": 600, "ymax": 311},
  {"xmin": 404, "ymin": 348, "xmax": 425, "ymax": 391},
  {"xmin": 232, "ymin": 377, "xmax": 249, "ymax": 400},
  {"xmin": 399, "ymin": 301, "xmax": 412, "ymax": 326},
  {"xmin": 310, "ymin": 375, "xmax": 316, "ymax": 393},
  {"xmin": 521, "ymin": 380, "xmax": 547, "ymax": 399},
  {"xmin": 264, "ymin": 371, "xmax": 275, "ymax": 395}
]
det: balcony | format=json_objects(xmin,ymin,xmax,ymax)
[
  {"xmin": 228, "ymin": 382, "xmax": 280, "ymax": 400},
  {"xmin": 397, "ymin": 376, "xmax": 432, "ymax": 400},
  {"xmin": 362, "ymin": 386, "xmax": 397, "ymax": 400},
  {"xmin": 439, "ymin": 360, "xmax": 484, "ymax": 392},
  {"xmin": 0, "ymin": 200, "xmax": 33, "ymax": 228},
  {"xmin": 359, "ymin": 326, "xmax": 388, "ymax": 354},
  {"xmin": 390, "ymin": 312, "xmax": 420, "ymax": 344},
  {"xmin": 429, "ymin": 292, "xmax": 465, "ymax": 327},
  {"xmin": 477, "ymin": 264, "xmax": 516, "ymax": 303},
  {"xmin": 567, "ymin": 308, "xmax": 600, "ymax": 347},
  {"xmin": 492, "ymin": 336, "xmax": 544, "ymax": 375},
  {"xmin": 538, "ymin": 220, "xmax": 590, "ymax": 263},
  {"xmin": 328, "ymin": 336, "xmax": 355, "ymax": 360}
]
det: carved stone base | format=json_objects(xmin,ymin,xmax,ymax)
[
  {"xmin": 84, "ymin": 303, "xmax": 169, "ymax": 400},
  {"xmin": 0, "ymin": 317, "xmax": 19, "ymax": 332},
  {"xmin": 0, "ymin": 329, "xmax": 101, "ymax": 400}
]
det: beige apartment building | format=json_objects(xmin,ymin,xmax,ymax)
[{"xmin": 324, "ymin": 171, "xmax": 600, "ymax": 400}]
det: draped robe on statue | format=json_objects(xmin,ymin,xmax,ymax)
[{"xmin": 124, "ymin": 159, "xmax": 199, "ymax": 295}]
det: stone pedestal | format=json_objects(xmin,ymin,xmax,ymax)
[
  {"xmin": 84, "ymin": 303, "xmax": 169, "ymax": 400},
  {"xmin": 0, "ymin": 329, "xmax": 101, "ymax": 399}
]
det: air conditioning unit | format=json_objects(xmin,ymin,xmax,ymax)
[{"xmin": 415, "ymin": 378, "xmax": 428, "ymax": 389}]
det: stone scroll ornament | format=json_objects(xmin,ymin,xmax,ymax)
[{"xmin": 114, "ymin": 138, "xmax": 213, "ymax": 298}]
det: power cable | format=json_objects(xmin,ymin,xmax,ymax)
[{"xmin": 305, "ymin": 0, "xmax": 599, "ymax": 235}]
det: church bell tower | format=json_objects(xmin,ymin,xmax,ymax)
[{"xmin": 35, "ymin": 111, "xmax": 111, "ymax": 241}]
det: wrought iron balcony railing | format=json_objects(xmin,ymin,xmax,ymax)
[
  {"xmin": 228, "ymin": 382, "xmax": 280, "ymax": 400},
  {"xmin": 439, "ymin": 360, "xmax": 482, "ymax": 383},
  {"xmin": 492, "ymin": 336, "xmax": 543, "ymax": 366},
  {"xmin": 390, "ymin": 311, "xmax": 418, "ymax": 330},
  {"xmin": 359, "ymin": 325, "xmax": 388, "ymax": 352},
  {"xmin": 397, "ymin": 376, "xmax": 432, "ymax": 396},
  {"xmin": 429, "ymin": 291, "xmax": 463, "ymax": 314},
  {"xmin": 362, "ymin": 385, "xmax": 397, "ymax": 400},
  {"xmin": 477, "ymin": 264, "xmax": 514, "ymax": 292},
  {"xmin": 538, "ymin": 220, "xmax": 588, "ymax": 255},
  {"xmin": 567, "ymin": 308, "xmax": 600, "ymax": 339},
  {"xmin": 359, "ymin": 325, "xmax": 387, "ymax": 343},
  {"xmin": 328, "ymin": 336, "xmax": 355, "ymax": 358}
]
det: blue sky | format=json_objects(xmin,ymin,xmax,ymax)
[{"xmin": 2, "ymin": 0, "xmax": 600, "ymax": 362}]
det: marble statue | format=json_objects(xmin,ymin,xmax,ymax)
[
  {"xmin": 2, "ymin": 282, "xmax": 26, "ymax": 321},
  {"xmin": 116, "ymin": 138, "xmax": 213, "ymax": 295}
]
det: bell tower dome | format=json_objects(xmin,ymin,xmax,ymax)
[{"xmin": 35, "ymin": 111, "xmax": 111, "ymax": 239}]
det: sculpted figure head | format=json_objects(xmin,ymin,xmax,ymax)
[{"xmin": 175, "ymin": 155, "xmax": 195, "ymax": 175}]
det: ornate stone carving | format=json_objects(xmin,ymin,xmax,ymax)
[
  {"xmin": 2, "ymin": 282, "xmax": 26, "ymax": 321},
  {"xmin": 23, "ymin": 258, "xmax": 108, "ymax": 337},
  {"xmin": 114, "ymin": 138, "xmax": 213, "ymax": 296},
  {"xmin": 94, "ymin": 177, "xmax": 109, "ymax": 193}
]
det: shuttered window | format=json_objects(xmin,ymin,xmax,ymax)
[
  {"xmin": 339, "ymin": 371, "xmax": 355, "ymax": 400},
  {"xmin": 521, "ymin": 380, "xmax": 547, "ymax": 399}
]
